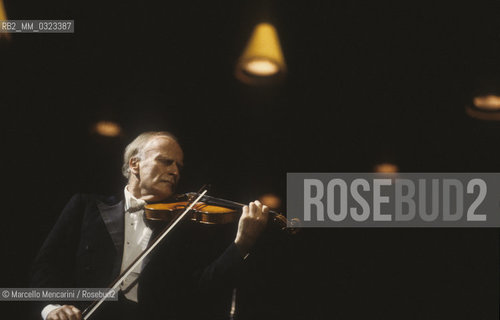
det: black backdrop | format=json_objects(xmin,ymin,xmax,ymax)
[{"xmin": 1, "ymin": 0, "xmax": 499, "ymax": 319}]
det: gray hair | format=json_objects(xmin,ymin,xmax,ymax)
[{"xmin": 122, "ymin": 131, "xmax": 178, "ymax": 179}]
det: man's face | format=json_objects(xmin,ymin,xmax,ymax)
[{"xmin": 134, "ymin": 136, "xmax": 184, "ymax": 202}]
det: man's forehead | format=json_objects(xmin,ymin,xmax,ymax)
[{"xmin": 143, "ymin": 136, "xmax": 182, "ymax": 154}]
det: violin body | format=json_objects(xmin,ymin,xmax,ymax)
[{"xmin": 145, "ymin": 201, "xmax": 239, "ymax": 224}]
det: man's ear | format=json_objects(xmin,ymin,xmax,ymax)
[{"xmin": 129, "ymin": 157, "xmax": 140, "ymax": 176}]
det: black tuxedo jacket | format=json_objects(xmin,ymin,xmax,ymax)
[{"xmin": 30, "ymin": 193, "xmax": 246, "ymax": 320}]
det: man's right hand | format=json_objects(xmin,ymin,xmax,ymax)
[{"xmin": 47, "ymin": 305, "xmax": 82, "ymax": 320}]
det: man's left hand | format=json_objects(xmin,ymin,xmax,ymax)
[{"xmin": 234, "ymin": 200, "xmax": 269, "ymax": 256}]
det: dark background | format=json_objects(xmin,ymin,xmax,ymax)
[{"xmin": 1, "ymin": 0, "xmax": 499, "ymax": 319}]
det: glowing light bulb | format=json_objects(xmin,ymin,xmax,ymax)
[
  {"xmin": 473, "ymin": 95, "xmax": 500, "ymax": 110},
  {"xmin": 243, "ymin": 58, "xmax": 279, "ymax": 76},
  {"xmin": 374, "ymin": 163, "xmax": 399, "ymax": 173},
  {"xmin": 258, "ymin": 193, "xmax": 282, "ymax": 210},
  {"xmin": 94, "ymin": 121, "xmax": 122, "ymax": 137}
]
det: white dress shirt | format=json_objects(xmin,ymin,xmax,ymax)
[{"xmin": 120, "ymin": 186, "xmax": 153, "ymax": 302}]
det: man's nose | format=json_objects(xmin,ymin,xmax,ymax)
[{"xmin": 168, "ymin": 163, "xmax": 180, "ymax": 176}]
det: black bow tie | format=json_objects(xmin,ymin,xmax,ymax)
[{"xmin": 126, "ymin": 203, "xmax": 145, "ymax": 213}]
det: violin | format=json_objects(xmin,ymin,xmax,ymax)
[{"xmin": 144, "ymin": 192, "xmax": 300, "ymax": 235}]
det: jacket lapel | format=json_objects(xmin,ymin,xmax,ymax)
[{"xmin": 97, "ymin": 199, "xmax": 125, "ymax": 254}]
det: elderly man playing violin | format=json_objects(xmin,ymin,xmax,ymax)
[{"xmin": 31, "ymin": 131, "xmax": 269, "ymax": 320}]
